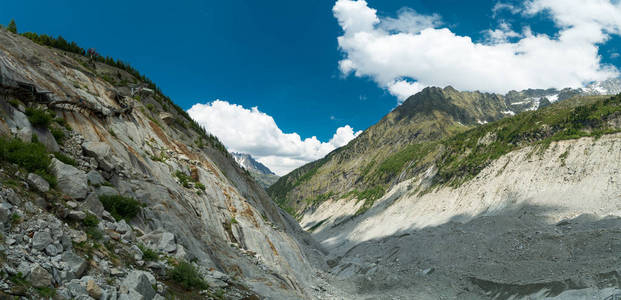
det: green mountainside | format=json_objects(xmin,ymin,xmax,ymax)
[{"xmin": 268, "ymin": 87, "xmax": 620, "ymax": 216}]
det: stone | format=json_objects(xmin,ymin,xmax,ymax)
[
  {"xmin": 32, "ymin": 231, "xmax": 53, "ymax": 251},
  {"xmin": 27, "ymin": 173, "xmax": 50, "ymax": 193},
  {"xmin": 119, "ymin": 270, "xmax": 156, "ymax": 300},
  {"xmin": 205, "ymin": 277, "xmax": 228, "ymax": 288},
  {"xmin": 50, "ymin": 158, "xmax": 88, "ymax": 200},
  {"xmin": 68, "ymin": 210, "xmax": 87, "ymax": 220},
  {"xmin": 86, "ymin": 279, "xmax": 103, "ymax": 299},
  {"xmin": 83, "ymin": 193, "xmax": 105, "ymax": 217},
  {"xmin": 0, "ymin": 202, "xmax": 12, "ymax": 224},
  {"xmin": 115, "ymin": 220, "xmax": 131, "ymax": 234},
  {"xmin": 96, "ymin": 186, "xmax": 119, "ymax": 197},
  {"xmin": 159, "ymin": 232, "xmax": 176, "ymax": 253},
  {"xmin": 174, "ymin": 244, "xmax": 187, "ymax": 260},
  {"xmin": 62, "ymin": 252, "xmax": 87, "ymax": 279},
  {"xmin": 72, "ymin": 231, "xmax": 87, "ymax": 243},
  {"xmin": 66, "ymin": 201, "xmax": 79, "ymax": 209},
  {"xmin": 29, "ymin": 264, "xmax": 52, "ymax": 288},
  {"xmin": 86, "ymin": 170, "xmax": 105, "ymax": 186},
  {"xmin": 45, "ymin": 243, "xmax": 62, "ymax": 256},
  {"xmin": 82, "ymin": 142, "xmax": 118, "ymax": 172},
  {"xmin": 32, "ymin": 127, "xmax": 60, "ymax": 153},
  {"xmin": 138, "ymin": 229, "xmax": 176, "ymax": 253}
]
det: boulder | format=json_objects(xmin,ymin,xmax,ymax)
[
  {"xmin": 0, "ymin": 202, "xmax": 12, "ymax": 224},
  {"xmin": 29, "ymin": 264, "xmax": 52, "ymax": 288},
  {"xmin": 68, "ymin": 210, "xmax": 87, "ymax": 220},
  {"xmin": 138, "ymin": 229, "xmax": 176, "ymax": 253},
  {"xmin": 87, "ymin": 170, "xmax": 105, "ymax": 186},
  {"xmin": 115, "ymin": 220, "xmax": 132, "ymax": 234},
  {"xmin": 32, "ymin": 127, "xmax": 60, "ymax": 152},
  {"xmin": 82, "ymin": 193, "xmax": 105, "ymax": 217},
  {"xmin": 50, "ymin": 158, "xmax": 88, "ymax": 200},
  {"xmin": 62, "ymin": 252, "xmax": 87, "ymax": 279},
  {"xmin": 82, "ymin": 142, "xmax": 120, "ymax": 172},
  {"xmin": 96, "ymin": 186, "xmax": 119, "ymax": 197},
  {"xmin": 27, "ymin": 173, "xmax": 50, "ymax": 193},
  {"xmin": 119, "ymin": 271, "xmax": 156, "ymax": 300},
  {"xmin": 32, "ymin": 231, "xmax": 52, "ymax": 251},
  {"xmin": 86, "ymin": 279, "xmax": 103, "ymax": 299}
]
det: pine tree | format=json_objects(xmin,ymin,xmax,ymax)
[{"xmin": 7, "ymin": 19, "xmax": 17, "ymax": 34}]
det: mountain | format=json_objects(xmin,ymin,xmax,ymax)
[
  {"xmin": 0, "ymin": 28, "xmax": 335, "ymax": 299},
  {"xmin": 232, "ymin": 152, "xmax": 280, "ymax": 188},
  {"xmin": 268, "ymin": 80, "xmax": 621, "ymax": 298},
  {"xmin": 268, "ymin": 83, "xmax": 621, "ymax": 214}
]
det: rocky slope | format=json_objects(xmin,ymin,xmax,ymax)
[
  {"xmin": 294, "ymin": 92, "xmax": 621, "ymax": 299},
  {"xmin": 0, "ymin": 27, "xmax": 333, "ymax": 299},
  {"xmin": 268, "ymin": 83, "xmax": 621, "ymax": 216},
  {"xmin": 232, "ymin": 153, "xmax": 279, "ymax": 189}
]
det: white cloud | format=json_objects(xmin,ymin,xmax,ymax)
[
  {"xmin": 187, "ymin": 100, "xmax": 361, "ymax": 175},
  {"xmin": 492, "ymin": 2, "xmax": 521, "ymax": 17},
  {"xmin": 334, "ymin": 0, "xmax": 621, "ymax": 103}
]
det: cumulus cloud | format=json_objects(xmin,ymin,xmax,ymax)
[
  {"xmin": 334, "ymin": 0, "xmax": 621, "ymax": 102},
  {"xmin": 187, "ymin": 100, "xmax": 361, "ymax": 175}
]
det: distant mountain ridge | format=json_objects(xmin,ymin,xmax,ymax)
[
  {"xmin": 232, "ymin": 152, "xmax": 276, "ymax": 175},
  {"xmin": 232, "ymin": 152, "xmax": 280, "ymax": 188},
  {"xmin": 268, "ymin": 79, "xmax": 621, "ymax": 214}
]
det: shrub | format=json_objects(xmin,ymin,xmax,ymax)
[
  {"xmin": 0, "ymin": 136, "xmax": 54, "ymax": 185},
  {"xmin": 195, "ymin": 182, "xmax": 205, "ymax": 191},
  {"xmin": 82, "ymin": 213, "xmax": 99, "ymax": 227},
  {"xmin": 174, "ymin": 170, "xmax": 192, "ymax": 188},
  {"xmin": 25, "ymin": 107, "xmax": 52, "ymax": 128},
  {"xmin": 99, "ymin": 195, "xmax": 142, "ymax": 221},
  {"xmin": 138, "ymin": 244, "xmax": 158, "ymax": 261},
  {"xmin": 54, "ymin": 152, "xmax": 77, "ymax": 166},
  {"xmin": 50, "ymin": 127, "xmax": 65, "ymax": 143},
  {"xmin": 168, "ymin": 261, "xmax": 208, "ymax": 290},
  {"xmin": 7, "ymin": 19, "xmax": 17, "ymax": 34}
]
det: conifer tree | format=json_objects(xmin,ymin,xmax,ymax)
[{"xmin": 7, "ymin": 19, "xmax": 17, "ymax": 34}]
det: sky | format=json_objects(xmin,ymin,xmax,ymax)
[{"xmin": 2, "ymin": 0, "xmax": 621, "ymax": 175}]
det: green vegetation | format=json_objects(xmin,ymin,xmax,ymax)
[
  {"xmin": 25, "ymin": 107, "xmax": 53, "ymax": 128},
  {"xmin": 50, "ymin": 127, "xmax": 65, "ymax": 142},
  {"xmin": 54, "ymin": 152, "xmax": 76, "ymax": 166},
  {"xmin": 305, "ymin": 192, "xmax": 335, "ymax": 207},
  {"xmin": 174, "ymin": 171, "xmax": 192, "ymax": 188},
  {"xmin": 434, "ymin": 94, "xmax": 621, "ymax": 186},
  {"xmin": 138, "ymin": 244, "xmax": 158, "ymax": 261},
  {"xmin": 83, "ymin": 213, "xmax": 103, "ymax": 240},
  {"xmin": 230, "ymin": 217, "xmax": 238, "ymax": 224},
  {"xmin": 99, "ymin": 195, "xmax": 142, "ymax": 221},
  {"xmin": 8, "ymin": 98, "xmax": 20, "ymax": 107},
  {"xmin": 0, "ymin": 136, "xmax": 55, "ymax": 186},
  {"xmin": 168, "ymin": 261, "xmax": 209, "ymax": 290},
  {"xmin": 7, "ymin": 19, "xmax": 17, "ymax": 34},
  {"xmin": 36, "ymin": 287, "xmax": 56, "ymax": 298},
  {"xmin": 195, "ymin": 182, "xmax": 205, "ymax": 191}
]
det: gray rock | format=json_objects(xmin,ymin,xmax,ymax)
[
  {"xmin": 96, "ymin": 186, "xmax": 119, "ymax": 197},
  {"xmin": 119, "ymin": 270, "xmax": 156, "ymax": 300},
  {"xmin": 62, "ymin": 252, "xmax": 87, "ymax": 279},
  {"xmin": 50, "ymin": 158, "xmax": 88, "ymax": 200},
  {"xmin": 0, "ymin": 202, "xmax": 12, "ymax": 224},
  {"xmin": 86, "ymin": 170, "xmax": 105, "ymax": 186},
  {"xmin": 45, "ymin": 243, "xmax": 62, "ymax": 256},
  {"xmin": 83, "ymin": 193, "xmax": 105, "ymax": 217},
  {"xmin": 205, "ymin": 276, "xmax": 228, "ymax": 288},
  {"xmin": 138, "ymin": 229, "xmax": 176, "ymax": 253},
  {"xmin": 115, "ymin": 220, "xmax": 131, "ymax": 234},
  {"xmin": 27, "ymin": 172, "xmax": 50, "ymax": 193},
  {"xmin": 29, "ymin": 264, "xmax": 52, "ymax": 288},
  {"xmin": 82, "ymin": 142, "xmax": 119, "ymax": 172},
  {"xmin": 68, "ymin": 210, "xmax": 87, "ymax": 220},
  {"xmin": 32, "ymin": 231, "xmax": 53, "ymax": 251},
  {"xmin": 32, "ymin": 127, "xmax": 60, "ymax": 152},
  {"xmin": 159, "ymin": 232, "xmax": 176, "ymax": 253}
]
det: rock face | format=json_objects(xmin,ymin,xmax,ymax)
[
  {"xmin": 0, "ymin": 28, "xmax": 328, "ymax": 299},
  {"xmin": 50, "ymin": 158, "xmax": 88, "ymax": 200}
]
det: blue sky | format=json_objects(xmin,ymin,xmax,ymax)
[{"xmin": 3, "ymin": 0, "xmax": 620, "ymax": 174}]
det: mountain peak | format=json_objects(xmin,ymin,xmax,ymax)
[{"xmin": 232, "ymin": 152, "xmax": 275, "ymax": 175}]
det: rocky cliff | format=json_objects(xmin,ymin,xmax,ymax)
[{"xmin": 0, "ymin": 28, "xmax": 331, "ymax": 299}]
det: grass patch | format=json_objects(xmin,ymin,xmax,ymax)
[
  {"xmin": 168, "ymin": 261, "xmax": 209, "ymax": 291},
  {"xmin": 99, "ymin": 195, "xmax": 142, "ymax": 221},
  {"xmin": 54, "ymin": 152, "xmax": 77, "ymax": 166},
  {"xmin": 50, "ymin": 127, "xmax": 65, "ymax": 142},
  {"xmin": 0, "ymin": 136, "xmax": 56, "ymax": 187},
  {"xmin": 25, "ymin": 107, "xmax": 53, "ymax": 128},
  {"xmin": 138, "ymin": 244, "xmax": 159, "ymax": 261}
]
